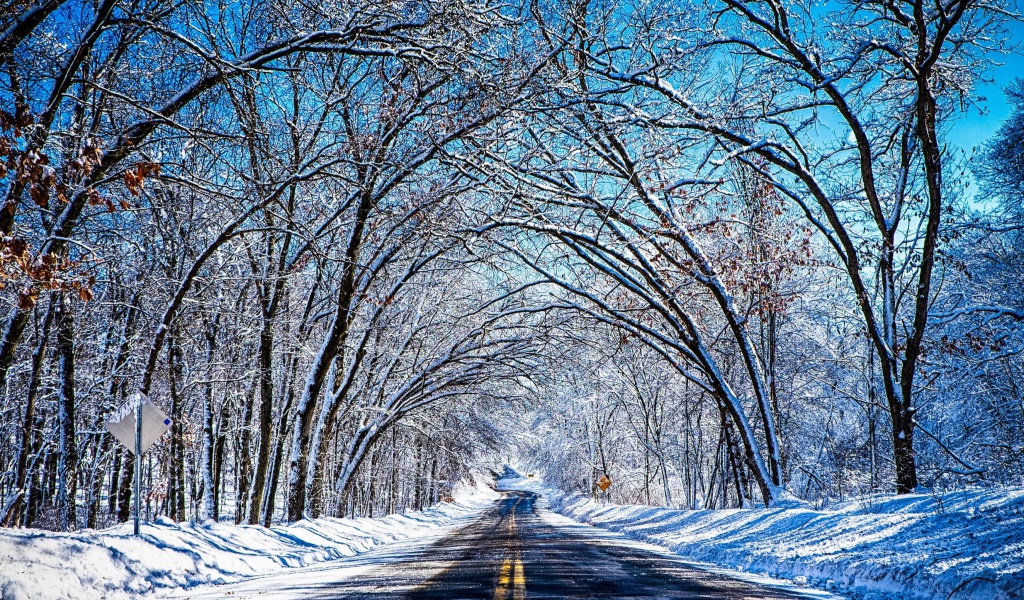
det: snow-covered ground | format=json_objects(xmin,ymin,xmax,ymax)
[
  {"xmin": 0, "ymin": 481, "xmax": 498, "ymax": 600},
  {"xmin": 500, "ymin": 475, "xmax": 1024, "ymax": 600},
  {"xmin": 5, "ymin": 473, "xmax": 1021, "ymax": 600}
]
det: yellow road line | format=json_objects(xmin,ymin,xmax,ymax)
[
  {"xmin": 494, "ymin": 555, "xmax": 512, "ymax": 600},
  {"xmin": 512, "ymin": 552, "xmax": 526, "ymax": 600},
  {"xmin": 495, "ymin": 496, "xmax": 527, "ymax": 599}
]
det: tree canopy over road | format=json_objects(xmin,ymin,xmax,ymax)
[{"xmin": 1, "ymin": 0, "xmax": 1022, "ymax": 529}]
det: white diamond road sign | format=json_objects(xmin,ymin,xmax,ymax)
[{"xmin": 104, "ymin": 396, "xmax": 171, "ymax": 454}]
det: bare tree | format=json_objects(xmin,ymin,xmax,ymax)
[{"xmin": 556, "ymin": 0, "xmax": 1013, "ymax": 493}]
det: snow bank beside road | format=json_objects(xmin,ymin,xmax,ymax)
[
  {"xmin": 0, "ymin": 481, "xmax": 497, "ymax": 600},
  {"xmin": 501, "ymin": 476, "xmax": 1024, "ymax": 600}
]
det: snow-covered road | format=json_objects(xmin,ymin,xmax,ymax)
[{"xmin": 171, "ymin": 491, "xmax": 838, "ymax": 600}]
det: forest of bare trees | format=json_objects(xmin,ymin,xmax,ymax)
[{"xmin": 1, "ymin": 0, "xmax": 1022, "ymax": 531}]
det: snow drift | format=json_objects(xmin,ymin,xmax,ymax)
[
  {"xmin": 501, "ymin": 475, "xmax": 1024, "ymax": 600},
  {"xmin": 0, "ymin": 482, "xmax": 497, "ymax": 600}
]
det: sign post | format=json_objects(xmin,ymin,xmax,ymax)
[
  {"xmin": 104, "ymin": 394, "xmax": 171, "ymax": 536},
  {"xmin": 134, "ymin": 398, "xmax": 142, "ymax": 536}
]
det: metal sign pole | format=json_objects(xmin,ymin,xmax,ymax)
[{"xmin": 134, "ymin": 397, "xmax": 142, "ymax": 536}]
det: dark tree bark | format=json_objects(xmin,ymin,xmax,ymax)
[
  {"xmin": 108, "ymin": 449, "xmax": 121, "ymax": 515},
  {"xmin": 26, "ymin": 423, "xmax": 45, "ymax": 526},
  {"xmin": 167, "ymin": 331, "xmax": 186, "ymax": 521},
  {"xmin": 248, "ymin": 315, "xmax": 277, "ymax": 525},
  {"xmin": 55, "ymin": 293, "xmax": 78, "ymax": 531},
  {"xmin": 263, "ymin": 354, "xmax": 299, "ymax": 527},
  {"xmin": 213, "ymin": 397, "xmax": 230, "ymax": 522},
  {"xmin": 1, "ymin": 298, "xmax": 54, "ymax": 524},
  {"xmin": 235, "ymin": 384, "xmax": 255, "ymax": 524},
  {"xmin": 86, "ymin": 432, "xmax": 110, "ymax": 529},
  {"xmin": 0, "ymin": 310, "xmax": 30, "ymax": 394},
  {"xmin": 116, "ymin": 448, "xmax": 133, "ymax": 523},
  {"xmin": 199, "ymin": 313, "xmax": 220, "ymax": 522},
  {"xmin": 1, "ymin": 300, "xmax": 54, "ymax": 527}
]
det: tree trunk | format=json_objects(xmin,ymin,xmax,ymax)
[
  {"xmin": 719, "ymin": 405, "xmax": 746, "ymax": 508},
  {"xmin": 308, "ymin": 410, "xmax": 341, "ymax": 519},
  {"xmin": 86, "ymin": 432, "xmax": 110, "ymax": 529},
  {"xmin": 389, "ymin": 427, "xmax": 398, "ymax": 514},
  {"xmin": 328, "ymin": 420, "xmax": 392, "ymax": 517},
  {"xmin": 248, "ymin": 317, "xmax": 275, "ymax": 525},
  {"xmin": 55, "ymin": 294, "xmax": 78, "ymax": 531},
  {"xmin": 2, "ymin": 300, "xmax": 54, "ymax": 527},
  {"xmin": 412, "ymin": 437, "xmax": 424, "ymax": 510},
  {"xmin": 892, "ymin": 405, "xmax": 918, "ymax": 494},
  {"xmin": 105, "ymin": 291, "xmax": 139, "ymax": 521},
  {"xmin": 0, "ymin": 308, "xmax": 31, "ymax": 393},
  {"xmin": 213, "ymin": 397, "xmax": 230, "ymax": 522},
  {"xmin": 167, "ymin": 331, "xmax": 186, "ymax": 521},
  {"xmin": 116, "ymin": 448, "xmax": 133, "ymax": 523},
  {"xmin": 26, "ymin": 422, "xmax": 46, "ymax": 526},
  {"xmin": 199, "ymin": 315, "xmax": 220, "ymax": 522},
  {"xmin": 263, "ymin": 354, "xmax": 298, "ymax": 527},
  {"xmin": 235, "ymin": 385, "xmax": 255, "ymax": 524},
  {"xmin": 108, "ymin": 449, "xmax": 121, "ymax": 515},
  {"xmin": 287, "ymin": 190, "xmax": 375, "ymax": 522}
]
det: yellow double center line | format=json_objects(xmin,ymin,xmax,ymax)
[
  {"xmin": 494, "ymin": 497, "xmax": 526, "ymax": 600},
  {"xmin": 493, "ymin": 552, "xmax": 525, "ymax": 600}
]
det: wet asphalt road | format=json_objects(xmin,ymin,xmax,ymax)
[{"xmin": 313, "ymin": 491, "xmax": 817, "ymax": 600}]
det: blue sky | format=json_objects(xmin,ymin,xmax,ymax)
[
  {"xmin": 943, "ymin": 17, "xmax": 1023, "ymax": 205},
  {"xmin": 947, "ymin": 18, "xmax": 1024, "ymax": 154}
]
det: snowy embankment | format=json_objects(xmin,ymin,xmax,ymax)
[
  {"xmin": 501, "ymin": 476, "xmax": 1024, "ymax": 600},
  {"xmin": 0, "ymin": 482, "xmax": 497, "ymax": 600}
]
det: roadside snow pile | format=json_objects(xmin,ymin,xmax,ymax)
[
  {"xmin": 500, "ymin": 475, "xmax": 1024, "ymax": 600},
  {"xmin": 0, "ymin": 481, "xmax": 496, "ymax": 600}
]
